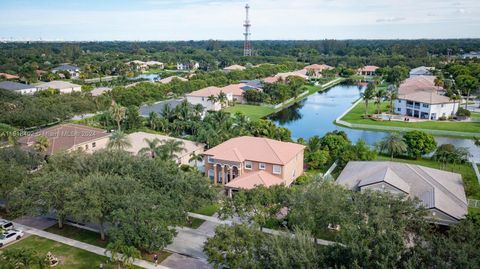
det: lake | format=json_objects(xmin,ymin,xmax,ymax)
[
  {"xmin": 129, "ymin": 74, "xmax": 161, "ymax": 82},
  {"xmin": 269, "ymin": 84, "xmax": 480, "ymax": 162}
]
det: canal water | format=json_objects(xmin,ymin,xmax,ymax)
[{"xmin": 269, "ymin": 84, "xmax": 480, "ymax": 162}]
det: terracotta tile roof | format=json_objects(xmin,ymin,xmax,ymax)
[
  {"xmin": 204, "ymin": 136, "xmax": 305, "ymax": 165},
  {"xmin": 358, "ymin": 65, "xmax": 379, "ymax": 72},
  {"xmin": 223, "ymin": 65, "xmax": 246, "ymax": 71},
  {"xmin": 398, "ymin": 76, "xmax": 451, "ymax": 104},
  {"xmin": 186, "ymin": 86, "xmax": 225, "ymax": 98},
  {"xmin": 304, "ymin": 64, "xmax": 334, "ymax": 71},
  {"xmin": 18, "ymin": 124, "xmax": 110, "ymax": 155},
  {"xmin": 158, "ymin": 76, "xmax": 188, "ymax": 84},
  {"xmin": 225, "ymin": 170, "xmax": 284, "ymax": 189},
  {"xmin": 275, "ymin": 70, "xmax": 309, "ymax": 80},
  {"xmin": 0, "ymin": 73, "xmax": 19, "ymax": 80},
  {"xmin": 221, "ymin": 83, "xmax": 247, "ymax": 96},
  {"xmin": 337, "ymin": 161, "xmax": 468, "ymax": 221},
  {"xmin": 90, "ymin": 87, "xmax": 112, "ymax": 97},
  {"xmin": 126, "ymin": 132, "xmax": 204, "ymax": 159},
  {"xmin": 262, "ymin": 76, "xmax": 280, "ymax": 84}
]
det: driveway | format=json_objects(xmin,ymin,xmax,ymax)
[{"xmin": 161, "ymin": 253, "xmax": 213, "ymax": 269}]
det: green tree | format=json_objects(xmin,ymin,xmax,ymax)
[
  {"xmin": 188, "ymin": 152, "xmax": 203, "ymax": 167},
  {"xmin": 0, "ymin": 247, "xmax": 49, "ymax": 269},
  {"xmin": 159, "ymin": 139, "xmax": 184, "ymax": 160},
  {"xmin": 110, "ymin": 102, "xmax": 127, "ymax": 131},
  {"xmin": 377, "ymin": 132, "xmax": 407, "ymax": 160},
  {"xmin": 138, "ymin": 138, "xmax": 163, "ymax": 158},
  {"xmin": 107, "ymin": 131, "xmax": 131, "ymax": 151},
  {"xmin": 361, "ymin": 83, "xmax": 376, "ymax": 117},
  {"xmin": 456, "ymin": 74, "xmax": 479, "ymax": 109},
  {"xmin": 106, "ymin": 241, "xmax": 141, "ymax": 269},
  {"xmin": 33, "ymin": 135, "xmax": 49, "ymax": 153},
  {"xmin": 403, "ymin": 130, "xmax": 437, "ymax": 159}
]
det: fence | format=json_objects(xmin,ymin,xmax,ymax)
[{"xmin": 468, "ymin": 199, "xmax": 480, "ymax": 208}]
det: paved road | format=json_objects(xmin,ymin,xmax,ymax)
[
  {"xmin": 161, "ymin": 253, "xmax": 213, "ymax": 269},
  {"xmin": 9, "ymin": 221, "xmax": 171, "ymax": 269}
]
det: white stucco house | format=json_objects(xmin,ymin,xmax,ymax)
[
  {"xmin": 51, "ymin": 64, "xmax": 81, "ymax": 79},
  {"xmin": 394, "ymin": 76, "xmax": 458, "ymax": 120},
  {"xmin": 0, "ymin": 81, "xmax": 39, "ymax": 95},
  {"xmin": 186, "ymin": 86, "xmax": 233, "ymax": 111},
  {"xmin": 409, "ymin": 66, "xmax": 433, "ymax": 77}
]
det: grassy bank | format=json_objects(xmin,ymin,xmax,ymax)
[
  {"xmin": 376, "ymin": 155, "xmax": 480, "ymax": 200},
  {"xmin": 341, "ymin": 101, "xmax": 480, "ymax": 135},
  {"xmin": 224, "ymin": 105, "xmax": 275, "ymax": 121},
  {"xmin": 224, "ymin": 77, "xmax": 345, "ymax": 121}
]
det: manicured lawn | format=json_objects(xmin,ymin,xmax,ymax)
[
  {"xmin": 185, "ymin": 217, "xmax": 205, "ymax": 229},
  {"xmin": 45, "ymin": 224, "xmax": 171, "ymax": 264},
  {"xmin": 224, "ymin": 104, "xmax": 275, "ymax": 121},
  {"xmin": 45, "ymin": 224, "xmax": 108, "ymax": 248},
  {"xmin": 193, "ymin": 203, "xmax": 220, "ymax": 216},
  {"xmin": 376, "ymin": 155, "xmax": 480, "ymax": 200},
  {"xmin": 3, "ymin": 235, "xmax": 115, "ymax": 269},
  {"xmin": 341, "ymin": 101, "xmax": 480, "ymax": 135}
]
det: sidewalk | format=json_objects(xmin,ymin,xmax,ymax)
[{"xmin": 11, "ymin": 221, "xmax": 170, "ymax": 269}]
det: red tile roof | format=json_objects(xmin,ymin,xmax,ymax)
[{"xmin": 225, "ymin": 171, "xmax": 284, "ymax": 190}]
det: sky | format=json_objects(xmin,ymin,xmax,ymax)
[{"xmin": 0, "ymin": 0, "xmax": 479, "ymax": 41}]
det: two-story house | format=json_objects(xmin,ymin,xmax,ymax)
[
  {"xmin": 51, "ymin": 64, "xmax": 81, "ymax": 79},
  {"xmin": 395, "ymin": 76, "xmax": 458, "ymax": 120},
  {"xmin": 203, "ymin": 136, "xmax": 305, "ymax": 196},
  {"xmin": 186, "ymin": 86, "xmax": 234, "ymax": 111}
]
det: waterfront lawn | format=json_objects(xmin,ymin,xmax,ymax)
[
  {"xmin": 342, "ymin": 101, "xmax": 480, "ymax": 134},
  {"xmin": 376, "ymin": 155, "xmax": 480, "ymax": 200},
  {"xmin": 224, "ymin": 104, "xmax": 275, "ymax": 121},
  {"xmin": 3, "ymin": 235, "xmax": 115, "ymax": 269}
]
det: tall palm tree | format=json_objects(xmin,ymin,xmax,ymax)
[
  {"xmin": 189, "ymin": 152, "xmax": 203, "ymax": 167},
  {"xmin": 161, "ymin": 104, "xmax": 174, "ymax": 122},
  {"xmin": 374, "ymin": 88, "xmax": 386, "ymax": 115},
  {"xmin": 107, "ymin": 131, "xmax": 131, "ymax": 151},
  {"xmin": 138, "ymin": 138, "xmax": 162, "ymax": 158},
  {"xmin": 159, "ymin": 139, "xmax": 185, "ymax": 160},
  {"xmin": 377, "ymin": 133, "xmax": 407, "ymax": 160},
  {"xmin": 385, "ymin": 85, "xmax": 397, "ymax": 120},
  {"xmin": 449, "ymin": 89, "xmax": 461, "ymax": 117},
  {"xmin": 193, "ymin": 104, "xmax": 204, "ymax": 118},
  {"xmin": 33, "ymin": 135, "xmax": 49, "ymax": 153},
  {"xmin": 148, "ymin": 112, "xmax": 159, "ymax": 130},
  {"xmin": 109, "ymin": 101, "xmax": 127, "ymax": 131},
  {"xmin": 362, "ymin": 83, "xmax": 376, "ymax": 117},
  {"xmin": 217, "ymin": 91, "xmax": 228, "ymax": 108}
]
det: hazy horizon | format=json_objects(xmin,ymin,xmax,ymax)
[{"xmin": 1, "ymin": 0, "xmax": 479, "ymax": 41}]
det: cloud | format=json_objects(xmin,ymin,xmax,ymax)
[{"xmin": 376, "ymin": 17, "xmax": 406, "ymax": 23}]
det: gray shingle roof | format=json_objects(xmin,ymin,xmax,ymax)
[
  {"xmin": 0, "ymin": 81, "xmax": 36, "ymax": 91},
  {"xmin": 336, "ymin": 161, "xmax": 468, "ymax": 221},
  {"xmin": 139, "ymin": 99, "xmax": 186, "ymax": 117}
]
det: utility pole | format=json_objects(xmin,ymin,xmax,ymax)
[{"xmin": 243, "ymin": 4, "xmax": 252, "ymax": 56}]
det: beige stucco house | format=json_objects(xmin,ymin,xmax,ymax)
[
  {"xmin": 18, "ymin": 123, "xmax": 110, "ymax": 155},
  {"xmin": 203, "ymin": 136, "xmax": 305, "ymax": 196}
]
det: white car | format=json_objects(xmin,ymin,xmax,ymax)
[
  {"xmin": 0, "ymin": 229, "xmax": 24, "ymax": 247},
  {"xmin": 0, "ymin": 220, "xmax": 14, "ymax": 231}
]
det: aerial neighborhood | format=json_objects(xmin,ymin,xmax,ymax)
[{"xmin": 0, "ymin": 2, "xmax": 479, "ymax": 269}]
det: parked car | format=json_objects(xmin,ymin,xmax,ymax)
[
  {"xmin": 0, "ymin": 229, "xmax": 24, "ymax": 247},
  {"xmin": 0, "ymin": 220, "xmax": 14, "ymax": 231}
]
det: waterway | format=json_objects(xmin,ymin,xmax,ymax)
[{"xmin": 269, "ymin": 84, "xmax": 480, "ymax": 162}]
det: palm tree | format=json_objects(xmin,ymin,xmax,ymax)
[
  {"xmin": 110, "ymin": 101, "xmax": 127, "ymax": 131},
  {"xmin": 374, "ymin": 88, "xmax": 386, "ymax": 115},
  {"xmin": 161, "ymin": 104, "xmax": 174, "ymax": 122},
  {"xmin": 377, "ymin": 133, "xmax": 407, "ymax": 160},
  {"xmin": 1, "ymin": 248, "xmax": 49, "ymax": 269},
  {"xmin": 449, "ymin": 89, "xmax": 461, "ymax": 117},
  {"xmin": 207, "ymin": 95, "xmax": 217, "ymax": 105},
  {"xmin": 362, "ymin": 83, "xmax": 376, "ymax": 117},
  {"xmin": 107, "ymin": 131, "xmax": 131, "ymax": 151},
  {"xmin": 159, "ymin": 139, "xmax": 185, "ymax": 160},
  {"xmin": 106, "ymin": 241, "xmax": 141, "ymax": 269},
  {"xmin": 189, "ymin": 152, "xmax": 203, "ymax": 167},
  {"xmin": 217, "ymin": 91, "xmax": 228, "ymax": 108},
  {"xmin": 148, "ymin": 112, "xmax": 159, "ymax": 130},
  {"xmin": 385, "ymin": 85, "xmax": 397, "ymax": 120},
  {"xmin": 193, "ymin": 104, "xmax": 204, "ymax": 118},
  {"xmin": 138, "ymin": 138, "xmax": 162, "ymax": 158},
  {"xmin": 33, "ymin": 135, "xmax": 49, "ymax": 153}
]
